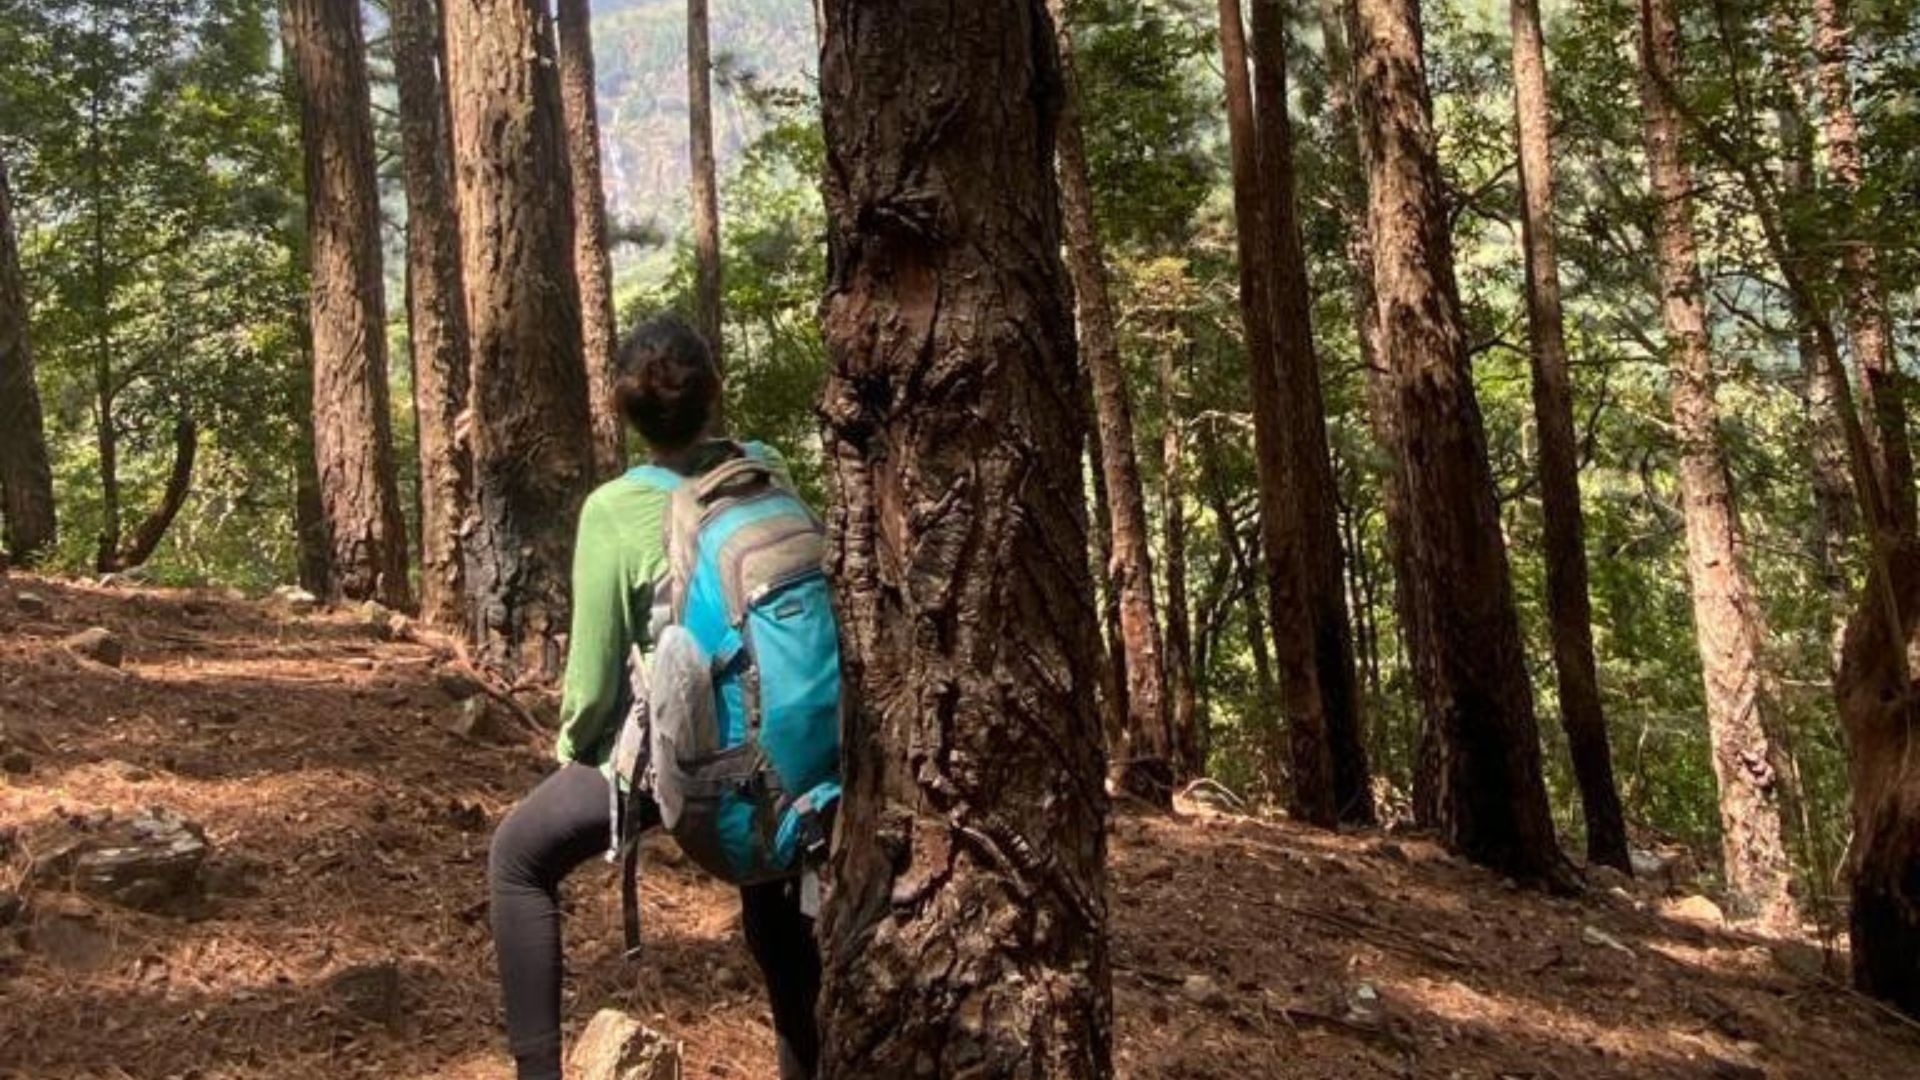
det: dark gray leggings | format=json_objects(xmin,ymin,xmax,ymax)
[{"xmin": 488, "ymin": 763, "xmax": 820, "ymax": 1080}]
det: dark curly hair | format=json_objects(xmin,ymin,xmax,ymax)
[{"xmin": 614, "ymin": 315, "xmax": 720, "ymax": 451}]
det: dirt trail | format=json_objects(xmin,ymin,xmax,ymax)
[{"xmin": 1, "ymin": 576, "xmax": 1916, "ymax": 1079}]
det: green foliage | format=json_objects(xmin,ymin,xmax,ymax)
[{"xmin": 2, "ymin": 0, "xmax": 303, "ymax": 587}]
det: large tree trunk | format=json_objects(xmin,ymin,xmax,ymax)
[
  {"xmin": 0, "ymin": 155, "xmax": 57, "ymax": 565},
  {"xmin": 1508, "ymin": 0, "xmax": 1629, "ymax": 872},
  {"xmin": 444, "ymin": 0, "xmax": 597, "ymax": 679},
  {"xmin": 1088, "ymin": 426, "xmax": 1132, "ymax": 769},
  {"xmin": 283, "ymin": 0, "xmax": 413, "ymax": 611},
  {"xmin": 1053, "ymin": 4, "xmax": 1174, "ymax": 805},
  {"xmin": 1249, "ymin": 0, "xmax": 1374, "ymax": 826},
  {"xmin": 1813, "ymin": 0, "xmax": 1915, "ymax": 538},
  {"xmin": 688, "ymin": 0, "xmax": 724, "ymax": 372},
  {"xmin": 1347, "ymin": 0, "xmax": 1565, "ymax": 883},
  {"xmin": 1159, "ymin": 341, "xmax": 1203, "ymax": 778},
  {"xmin": 1318, "ymin": 0, "xmax": 1426, "ymax": 812},
  {"xmin": 1216, "ymin": 0, "xmax": 1338, "ymax": 826},
  {"xmin": 392, "ymin": 0, "xmax": 474, "ymax": 628},
  {"xmin": 556, "ymin": 0, "xmax": 623, "ymax": 477},
  {"xmin": 814, "ymin": 1, "xmax": 1112, "ymax": 1074},
  {"xmin": 1636, "ymin": 0, "xmax": 1794, "ymax": 923}
]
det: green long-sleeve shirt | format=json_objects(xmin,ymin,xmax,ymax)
[{"xmin": 553, "ymin": 440, "xmax": 786, "ymax": 768}]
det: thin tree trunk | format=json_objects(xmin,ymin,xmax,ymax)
[
  {"xmin": 1509, "ymin": 0, "xmax": 1630, "ymax": 872},
  {"xmin": 1159, "ymin": 341, "xmax": 1203, "ymax": 778},
  {"xmin": 1217, "ymin": 0, "xmax": 1339, "ymax": 826},
  {"xmin": 1813, "ymin": 0, "xmax": 1915, "ymax": 538},
  {"xmin": 815, "ymin": 2, "xmax": 1111, "ymax": 1073},
  {"xmin": 1348, "ymin": 0, "xmax": 1566, "ymax": 883},
  {"xmin": 1054, "ymin": 3, "xmax": 1174, "ymax": 804},
  {"xmin": 1636, "ymin": 0, "xmax": 1794, "ymax": 923},
  {"xmin": 556, "ymin": 0, "xmax": 623, "ymax": 477},
  {"xmin": 392, "ymin": 0, "xmax": 473, "ymax": 627},
  {"xmin": 1250, "ymin": 0, "xmax": 1374, "ymax": 826},
  {"xmin": 113, "ymin": 416, "xmax": 196, "ymax": 570},
  {"xmin": 0, "ymin": 155, "xmax": 57, "ymax": 564},
  {"xmin": 1088, "ymin": 426, "xmax": 1132, "ymax": 771},
  {"xmin": 688, "ymin": 0, "xmax": 724, "ymax": 372},
  {"xmin": 444, "ymin": 0, "xmax": 597, "ymax": 679},
  {"xmin": 283, "ymin": 0, "xmax": 413, "ymax": 611},
  {"xmin": 1202, "ymin": 434, "xmax": 1285, "ymax": 788}
]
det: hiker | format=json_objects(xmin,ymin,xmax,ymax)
[{"xmin": 488, "ymin": 315, "xmax": 837, "ymax": 1080}]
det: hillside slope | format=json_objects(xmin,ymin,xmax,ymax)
[{"xmin": 1, "ymin": 576, "xmax": 1916, "ymax": 1078}]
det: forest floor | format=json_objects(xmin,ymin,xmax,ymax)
[{"xmin": 1, "ymin": 576, "xmax": 1917, "ymax": 1080}]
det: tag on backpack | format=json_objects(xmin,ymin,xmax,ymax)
[{"xmin": 800, "ymin": 868, "xmax": 822, "ymax": 918}]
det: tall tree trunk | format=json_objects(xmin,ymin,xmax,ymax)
[
  {"xmin": 1088, "ymin": 426, "xmax": 1132, "ymax": 770},
  {"xmin": 292, "ymin": 340, "xmax": 331, "ymax": 596},
  {"xmin": 1249, "ymin": 0, "xmax": 1374, "ymax": 826},
  {"xmin": 444, "ymin": 0, "xmax": 597, "ymax": 679},
  {"xmin": 1347, "ymin": 0, "xmax": 1566, "ymax": 883},
  {"xmin": 814, "ymin": 1, "xmax": 1111, "ymax": 1074},
  {"xmin": 556, "ymin": 0, "xmax": 623, "ymax": 477},
  {"xmin": 688, "ymin": 0, "xmax": 724, "ymax": 371},
  {"xmin": 1159, "ymin": 341, "xmax": 1203, "ymax": 777},
  {"xmin": 392, "ymin": 0, "xmax": 474, "ymax": 628},
  {"xmin": 283, "ymin": 0, "xmax": 413, "ymax": 611},
  {"xmin": 1813, "ymin": 0, "xmax": 1915, "ymax": 538},
  {"xmin": 1509, "ymin": 0, "xmax": 1630, "ymax": 872},
  {"xmin": 1318, "ymin": 0, "xmax": 1425, "ymax": 801},
  {"xmin": 1216, "ymin": 0, "xmax": 1339, "ymax": 826},
  {"xmin": 1053, "ymin": 3, "xmax": 1174, "ymax": 804},
  {"xmin": 1636, "ymin": 0, "xmax": 1794, "ymax": 923},
  {"xmin": 0, "ymin": 156, "xmax": 57, "ymax": 564}
]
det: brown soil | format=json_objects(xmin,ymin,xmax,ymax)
[{"xmin": 1, "ymin": 575, "xmax": 1916, "ymax": 1079}]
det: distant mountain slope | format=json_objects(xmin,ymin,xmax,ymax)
[{"xmin": 591, "ymin": 0, "xmax": 814, "ymax": 234}]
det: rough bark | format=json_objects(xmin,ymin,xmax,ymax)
[
  {"xmin": 283, "ymin": 0, "xmax": 413, "ymax": 610},
  {"xmin": 0, "ymin": 155, "xmax": 57, "ymax": 564},
  {"xmin": 391, "ymin": 0, "xmax": 473, "ymax": 628},
  {"xmin": 1838, "ymin": 540, "xmax": 1920, "ymax": 1014},
  {"xmin": 1318, "ymin": 0, "xmax": 1425, "ymax": 796},
  {"xmin": 1217, "ymin": 0, "xmax": 1338, "ymax": 826},
  {"xmin": 1249, "ymin": 0, "xmax": 1374, "ymax": 826},
  {"xmin": 444, "ymin": 0, "xmax": 597, "ymax": 679},
  {"xmin": 1054, "ymin": 5, "xmax": 1174, "ymax": 804},
  {"xmin": 1509, "ymin": 0, "xmax": 1629, "ymax": 872},
  {"xmin": 556, "ymin": 0, "xmax": 624, "ymax": 478},
  {"xmin": 1348, "ymin": 0, "xmax": 1566, "ymax": 883},
  {"xmin": 688, "ymin": 0, "xmax": 724, "ymax": 373},
  {"xmin": 1813, "ymin": 0, "xmax": 1915, "ymax": 539},
  {"xmin": 1636, "ymin": 0, "xmax": 1794, "ymax": 923},
  {"xmin": 814, "ymin": 1, "xmax": 1112, "ymax": 1074},
  {"xmin": 1158, "ymin": 342, "xmax": 1203, "ymax": 777}
]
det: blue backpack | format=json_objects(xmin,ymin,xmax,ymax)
[{"xmin": 611, "ymin": 443, "xmax": 842, "ymax": 947}]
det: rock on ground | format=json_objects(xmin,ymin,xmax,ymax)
[
  {"xmin": 62, "ymin": 627, "xmax": 124, "ymax": 668},
  {"xmin": 569, "ymin": 1009, "xmax": 682, "ymax": 1080}
]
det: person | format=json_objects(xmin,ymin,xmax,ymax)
[{"xmin": 488, "ymin": 315, "xmax": 822, "ymax": 1080}]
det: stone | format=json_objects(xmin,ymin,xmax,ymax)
[
  {"xmin": 269, "ymin": 585, "xmax": 318, "ymax": 616},
  {"xmin": 441, "ymin": 696, "xmax": 512, "ymax": 745},
  {"xmin": 15, "ymin": 592, "xmax": 49, "ymax": 618},
  {"xmin": 434, "ymin": 670, "xmax": 487, "ymax": 702},
  {"xmin": 568, "ymin": 1009, "xmax": 683, "ymax": 1080},
  {"xmin": 1180, "ymin": 974, "xmax": 1223, "ymax": 1007},
  {"xmin": 1666, "ymin": 894, "xmax": 1726, "ymax": 928},
  {"xmin": 328, "ymin": 961, "xmax": 402, "ymax": 1025},
  {"xmin": 2, "ymin": 750, "xmax": 30, "ymax": 775},
  {"xmin": 1581, "ymin": 925, "xmax": 1634, "ymax": 956},
  {"xmin": 1586, "ymin": 864, "xmax": 1631, "ymax": 893},
  {"xmin": 63, "ymin": 627, "xmax": 124, "ymax": 668},
  {"xmin": 71, "ymin": 808, "xmax": 211, "ymax": 914}
]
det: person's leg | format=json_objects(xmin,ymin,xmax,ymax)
[
  {"xmin": 489, "ymin": 762, "xmax": 614, "ymax": 1080},
  {"xmin": 739, "ymin": 877, "xmax": 823, "ymax": 1080}
]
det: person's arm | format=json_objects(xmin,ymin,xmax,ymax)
[{"xmin": 554, "ymin": 494, "xmax": 635, "ymax": 764}]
